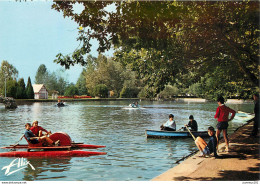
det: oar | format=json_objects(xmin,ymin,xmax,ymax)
[
  {"xmin": 13, "ymin": 134, "xmax": 24, "ymax": 146},
  {"xmin": 185, "ymin": 125, "xmax": 196, "ymax": 141}
]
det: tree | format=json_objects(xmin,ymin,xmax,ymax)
[
  {"xmin": 93, "ymin": 84, "xmax": 108, "ymax": 98},
  {"xmin": 179, "ymin": 1, "xmax": 259, "ymax": 87},
  {"xmin": 64, "ymin": 84, "xmax": 79, "ymax": 96},
  {"xmin": 0, "ymin": 60, "xmax": 19, "ymax": 95},
  {"xmin": 5, "ymin": 80, "xmax": 18, "ymax": 98},
  {"xmin": 76, "ymin": 69, "xmax": 88, "ymax": 95},
  {"xmin": 16, "ymin": 78, "xmax": 27, "ymax": 99},
  {"xmin": 120, "ymin": 87, "xmax": 139, "ymax": 98},
  {"xmin": 35, "ymin": 64, "xmax": 48, "ymax": 84},
  {"xmin": 26, "ymin": 77, "xmax": 34, "ymax": 99},
  {"xmin": 52, "ymin": 1, "xmax": 259, "ymax": 99},
  {"xmin": 158, "ymin": 85, "xmax": 179, "ymax": 99},
  {"xmin": 85, "ymin": 54, "xmax": 125, "ymax": 97},
  {"xmin": 34, "ymin": 65, "xmax": 69, "ymax": 95}
]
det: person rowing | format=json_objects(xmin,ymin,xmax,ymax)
[
  {"xmin": 184, "ymin": 115, "xmax": 198, "ymax": 131},
  {"xmin": 25, "ymin": 123, "xmax": 59, "ymax": 146},
  {"xmin": 160, "ymin": 114, "xmax": 176, "ymax": 131}
]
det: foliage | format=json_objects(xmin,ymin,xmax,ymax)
[
  {"xmin": 26, "ymin": 77, "xmax": 34, "ymax": 99},
  {"xmin": 16, "ymin": 78, "xmax": 27, "ymax": 99},
  {"xmin": 93, "ymin": 84, "xmax": 108, "ymax": 98},
  {"xmin": 120, "ymin": 86, "xmax": 139, "ymax": 98},
  {"xmin": 5, "ymin": 80, "xmax": 18, "ymax": 98},
  {"xmin": 158, "ymin": 85, "xmax": 179, "ymax": 99},
  {"xmin": 64, "ymin": 84, "xmax": 79, "ymax": 96},
  {"xmin": 52, "ymin": 1, "xmax": 259, "ymax": 100},
  {"xmin": 0, "ymin": 60, "xmax": 19, "ymax": 96},
  {"xmin": 35, "ymin": 64, "xmax": 48, "ymax": 84},
  {"xmin": 85, "ymin": 54, "xmax": 133, "ymax": 97},
  {"xmin": 76, "ymin": 69, "xmax": 88, "ymax": 95},
  {"xmin": 34, "ymin": 64, "xmax": 69, "ymax": 95}
]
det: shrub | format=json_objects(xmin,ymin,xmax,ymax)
[
  {"xmin": 93, "ymin": 84, "xmax": 108, "ymax": 98},
  {"xmin": 120, "ymin": 87, "xmax": 139, "ymax": 98}
]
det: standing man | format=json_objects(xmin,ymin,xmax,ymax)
[
  {"xmin": 251, "ymin": 93, "xmax": 259, "ymax": 137},
  {"xmin": 214, "ymin": 96, "xmax": 236, "ymax": 152}
]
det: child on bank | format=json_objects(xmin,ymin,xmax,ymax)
[
  {"xmin": 214, "ymin": 96, "xmax": 236, "ymax": 152},
  {"xmin": 195, "ymin": 126, "xmax": 218, "ymax": 157}
]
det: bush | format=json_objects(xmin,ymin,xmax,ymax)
[
  {"xmin": 158, "ymin": 85, "xmax": 179, "ymax": 99},
  {"xmin": 93, "ymin": 84, "xmax": 108, "ymax": 98},
  {"xmin": 64, "ymin": 85, "xmax": 79, "ymax": 96},
  {"xmin": 138, "ymin": 86, "xmax": 156, "ymax": 99},
  {"xmin": 120, "ymin": 87, "xmax": 139, "ymax": 98}
]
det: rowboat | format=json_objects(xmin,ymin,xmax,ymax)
[
  {"xmin": 0, "ymin": 132, "xmax": 106, "ymax": 157},
  {"xmin": 145, "ymin": 129, "xmax": 209, "ymax": 139}
]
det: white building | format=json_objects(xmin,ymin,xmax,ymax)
[{"xmin": 32, "ymin": 84, "xmax": 48, "ymax": 99}]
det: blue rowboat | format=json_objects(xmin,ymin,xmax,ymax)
[{"xmin": 145, "ymin": 129, "xmax": 209, "ymax": 139}]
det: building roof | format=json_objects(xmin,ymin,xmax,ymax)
[{"xmin": 32, "ymin": 84, "xmax": 48, "ymax": 93}]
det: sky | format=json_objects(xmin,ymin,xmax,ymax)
[{"xmin": 0, "ymin": 0, "xmax": 113, "ymax": 84}]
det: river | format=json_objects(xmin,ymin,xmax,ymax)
[{"xmin": 0, "ymin": 100, "xmax": 254, "ymax": 181}]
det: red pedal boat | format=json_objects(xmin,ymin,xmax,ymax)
[{"xmin": 0, "ymin": 132, "xmax": 106, "ymax": 157}]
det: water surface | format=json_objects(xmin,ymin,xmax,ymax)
[{"xmin": 0, "ymin": 100, "xmax": 253, "ymax": 181}]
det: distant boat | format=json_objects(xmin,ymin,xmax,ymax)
[
  {"xmin": 145, "ymin": 129, "xmax": 209, "ymax": 139},
  {"xmin": 56, "ymin": 102, "xmax": 65, "ymax": 107}
]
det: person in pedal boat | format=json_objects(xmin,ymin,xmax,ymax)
[
  {"xmin": 57, "ymin": 99, "xmax": 65, "ymax": 106},
  {"xmin": 195, "ymin": 126, "xmax": 218, "ymax": 157},
  {"xmin": 160, "ymin": 114, "xmax": 176, "ymax": 131},
  {"xmin": 30, "ymin": 120, "xmax": 51, "ymax": 137},
  {"xmin": 25, "ymin": 123, "xmax": 59, "ymax": 146},
  {"xmin": 184, "ymin": 115, "xmax": 198, "ymax": 131}
]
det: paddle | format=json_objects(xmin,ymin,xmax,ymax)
[
  {"xmin": 185, "ymin": 125, "xmax": 196, "ymax": 141},
  {"xmin": 13, "ymin": 134, "xmax": 24, "ymax": 146}
]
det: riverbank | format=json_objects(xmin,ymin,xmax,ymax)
[
  {"xmin": 14, "ymin": 97, "xmax": 252, "ymax": 103},
  {"xmin": 15, "ymin": 98, "xmax": 139, "ymax": 104},
  {"xmin": 152, "ymin": 120, "xmax": 260, "ymax": 181}
]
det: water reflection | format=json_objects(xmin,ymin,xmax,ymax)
[{"xmin": 23, "ymin": 157, "xmax": 72, "ymax": 181}]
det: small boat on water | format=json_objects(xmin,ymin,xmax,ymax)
[
  {"xmin": 0, "ymin": 132, "xmax": 106, "ymax": 157},
  {"xmin": 56, "ymin": 102, "xmax": 66, "ymax": 107},
  {"xmin": 145, "ymin": 129, "xmax": 209, "ymax": 139}
]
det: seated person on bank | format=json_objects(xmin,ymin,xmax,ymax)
[
  {"xmin": 184, "ymin": 115, "xmax": 198, "ymax": 131},
  {"xmin": 160, "ymin": 114, "xmax": 176, "ymax": 131},
  {"xmin": 31, "ymin": 120, "xmax": 51, "ymax": 137},
  {"xmin": 195, "ymin": 126, "xmax": 218, "ymax": 157},
  {"xmin": 25, "ymin": 123, "xmax": 59, "ymax": 146}
]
